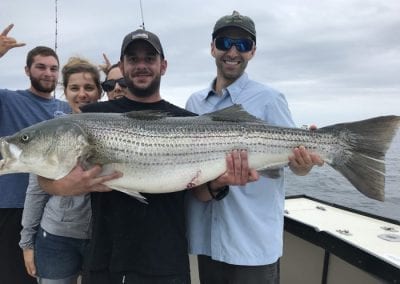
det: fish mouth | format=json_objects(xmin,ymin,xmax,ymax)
[
  {"xmin": 0, "ymin": 138, "xmax": 7, "ymax": 170},
  {"xmin": 0, "ymin": 137, "xmax": 20, "ymax": 172}
]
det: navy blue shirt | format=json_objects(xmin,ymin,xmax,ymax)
[{"xmin": 0, "ymin": 89, "xmax": 70, "ymax": 208}]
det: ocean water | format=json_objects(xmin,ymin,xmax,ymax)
[{"xmin": 285, "ymin": 131, "xmax": 400, "ymax": 221}]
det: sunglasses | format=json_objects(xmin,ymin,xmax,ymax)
[
  {"xmin": 215, "ymin": 37, "xmax": 254, "ymax": 53},
  {"xmin": 101, "ymin": 78, "xmax": 127, "ymax": 92}
]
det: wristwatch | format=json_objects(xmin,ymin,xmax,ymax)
[{"xmin": 207, "ymin": 181, "xmax": 229, "ymax": 201}]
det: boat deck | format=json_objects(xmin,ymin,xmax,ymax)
[{"xmin": 282, "ymin": 195, "xmax": 400, "ymax": 283}]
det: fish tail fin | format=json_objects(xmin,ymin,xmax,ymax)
[{"xmin": 325, "ymin": 115, "xmax": 400, "ymax": 201}]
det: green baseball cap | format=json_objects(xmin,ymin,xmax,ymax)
[{"xmin": 212, "ymin": 11, "xmax": 256, "ymax": 42}]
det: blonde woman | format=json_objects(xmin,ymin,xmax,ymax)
[{"xmin": 20, "ymin": 57, "xmax": 102, "ymax": 284}]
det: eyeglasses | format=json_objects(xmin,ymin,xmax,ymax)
[
  {"xmin": 101, "ymin": 78, "xmax": 127, "ymax": 92},
  {"xmin": 215, "ymin": 37, "xmax": 254, "ymax": 53}
]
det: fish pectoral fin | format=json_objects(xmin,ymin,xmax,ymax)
[
  {"xmin": 109, "ymin": 185, "xmax": 148, "ymax": 204},
  {"xmin": 258, "ymin": 169, "xmax": 282, "ymax": 179},
  {"xmin": 47, "ymin": 152, "xmax": 62, "ymax": 166}
]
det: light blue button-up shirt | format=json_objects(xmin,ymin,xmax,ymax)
[{"xmin": 185, "ymin": 73, "xmax": 295, "ymax": 265}]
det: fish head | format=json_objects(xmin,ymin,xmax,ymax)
[{"xmin": 0, "ymin": 117, "xmax": 90, "ymax": 179}]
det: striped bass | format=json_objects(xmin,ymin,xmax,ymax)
[{"xmin": 0, "ymin": 105, "xmax": 399, "ymax": 201}]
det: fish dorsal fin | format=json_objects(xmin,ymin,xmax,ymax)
[
  {"xmin": 123, "ymin": 110, "xmax": 170, "ymax": 120},
  {"xmin": 204, "ymin": 105, "xmax": 264, "ymax": 124}
]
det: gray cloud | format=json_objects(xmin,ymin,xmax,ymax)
[{"xmin": 1, "ymin": 0, "xmax": 399, "ymax": 125}]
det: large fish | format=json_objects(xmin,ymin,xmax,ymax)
[{"xmin": 0, "ymin": 105, "xmax": 399, "ymax": 201}]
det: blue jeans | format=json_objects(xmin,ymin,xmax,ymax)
[{"xmin": 35, "ymin": 226, "xmax": 90, "ymax": 281}]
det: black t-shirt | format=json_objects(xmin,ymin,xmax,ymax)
[{"xmin": 81, "ymin": 97, "xmax": 195, "ymax": 275}]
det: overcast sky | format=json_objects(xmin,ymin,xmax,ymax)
[{"xmin": 1, "ymin": 0, "xmax": 399, "ymax": 126}]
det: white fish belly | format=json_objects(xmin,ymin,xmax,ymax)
[
  {"xmin": 248, "ymin": 152, "xmax": 292, "ymax": 170},
  {"xmin": 101, "ymin": 150, "xmax": 293, "ymax": 194},
  {"xmin": 102, "ymin": 160, "xmax": 227, "ymax": 194}
]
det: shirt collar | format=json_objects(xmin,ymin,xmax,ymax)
[{"xmin": 204, "ymin": 73, "xmax": 249, "ymax": 102}]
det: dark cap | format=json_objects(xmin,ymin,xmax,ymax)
[
  {"xmin": 212, "ymin": 11, "xmax": 256, "ymax": 42},
  {"xmin": 120, "ymin": 29, "xmax": 164, "ymax": 59}
]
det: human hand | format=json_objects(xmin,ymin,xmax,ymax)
[
  {"xmin": 38, "ymin": 164, "xmax": 123, "ymax": 196},
  {"xmin": 23, "ymin": 248, "xmax": 36, "ymax": 277},
  {"xmin": 288, "ymin": 145, "xmax": 324, "ymax": 176},
  {"xmin": 191, "ymin": 150, "xmax": 259, "ymax": 201},
  {"xmin": 98, "ymin": 53, "xmax": 111, "ymax": 75},
  {"xmin": 0, "ymin": 24, "xmax": 26, "ymax": 58},
  {"xmin": 309, "ymin": 124, "xmax": 317, "ymax": 131},
  {"xmin": 209, "ymin": 150, "xmax": 259, "ymax": 190}
]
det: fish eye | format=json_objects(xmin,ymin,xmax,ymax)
[{"xmin": 20, "ymin": 134, "xmax": 30, "ymax": 143}]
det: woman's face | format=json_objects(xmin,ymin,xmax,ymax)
[
  {"xmin": 105, "ymin": 66, "xmax": 128, "ymax": 100},
  {"xmin": 65, "ymin": 72, "xmax": 100, "ymax": 113}
]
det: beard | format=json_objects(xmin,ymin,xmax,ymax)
[
  {"xmin": 216, "ymin": 57, "xmax": 248, "ymax": 81},
  {"xmin": 30, "ymin": 76, "xmax": 57, "ymax": 93},
  {"xmin": 125, "ymin": 74, "xmax": 161, "ymax": 98}
]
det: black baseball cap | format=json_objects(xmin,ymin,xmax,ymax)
[
  {"xmin": 120, "ymin": 29, "xmax": 164, "ymax": 59},
  {"xmin": 212, "ymin": 11, "xmax": 256, "ymax": 43}
]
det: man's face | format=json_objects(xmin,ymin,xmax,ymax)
[
  {"xmin": 25, "ymin": 55, "xmax": 59, "ymax": 93},
  {"xmin": 211, "ymin": 27, "xmax": 255, "ymax": 82},
  {"xmin": 121, "ymin": 41, "xmax": 167, "ymax": 98}
]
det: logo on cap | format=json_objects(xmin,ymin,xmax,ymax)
[{"xmin": 132, "ymin": 33, "xmax": 149, "ymax": 40}]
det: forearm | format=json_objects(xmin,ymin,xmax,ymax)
[
  {"xmin": 191, "ymin": 180, "xmax": 229, "ymax": 202},
  {"xmin": 191, "ymin": 184, "xmax": 212, "ymax": 202},
  {"xmin": 38, "ymin": 175, "xmax": 93, "ymax": 196},
  {"xmin": 38, "ymin": 176, "xmax": 71, "ymax": 195},
  {"xmin": 38, "ymin": 165, "xmax": 120, "ymax": 196},
  {"xmin": 20, "ymin": 225, "xmax": 38, "ymax": 250},
  {"xmin": 20, "ymin": 175, "xmax": 49, "ymax": 249}
]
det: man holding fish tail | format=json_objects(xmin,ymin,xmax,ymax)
[{"xmin": 185, "ymin": 11, "xmax": 323, "ymax": 284}]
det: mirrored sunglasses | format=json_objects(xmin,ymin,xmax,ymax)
[
  {"xmin": 101, "ymin": 78, "xmax": 127, "ymax": 92},
  {"xmin": 215, "ymin": 37, "xmax": 254, "ymax": 53}
]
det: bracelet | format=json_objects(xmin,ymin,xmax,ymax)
[{"xmin": 206, "ymin": 181, "xmax": 229, "ymax": 201}]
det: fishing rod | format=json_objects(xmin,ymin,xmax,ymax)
[
  {"xmin": 139, "ymin": 0, "xmax": 145, "ymax": 30},
  {"xmin": 55, "ymin": 0, "xmax": 58, "ymax": 53},
  {"xmin": 53, "ymin": 0, "xmax": 59, "ymax": 97}
]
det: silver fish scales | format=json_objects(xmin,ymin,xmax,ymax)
[{"xmin": 1, "ymin": 105, "xmax": 399, "ymax": 201}]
